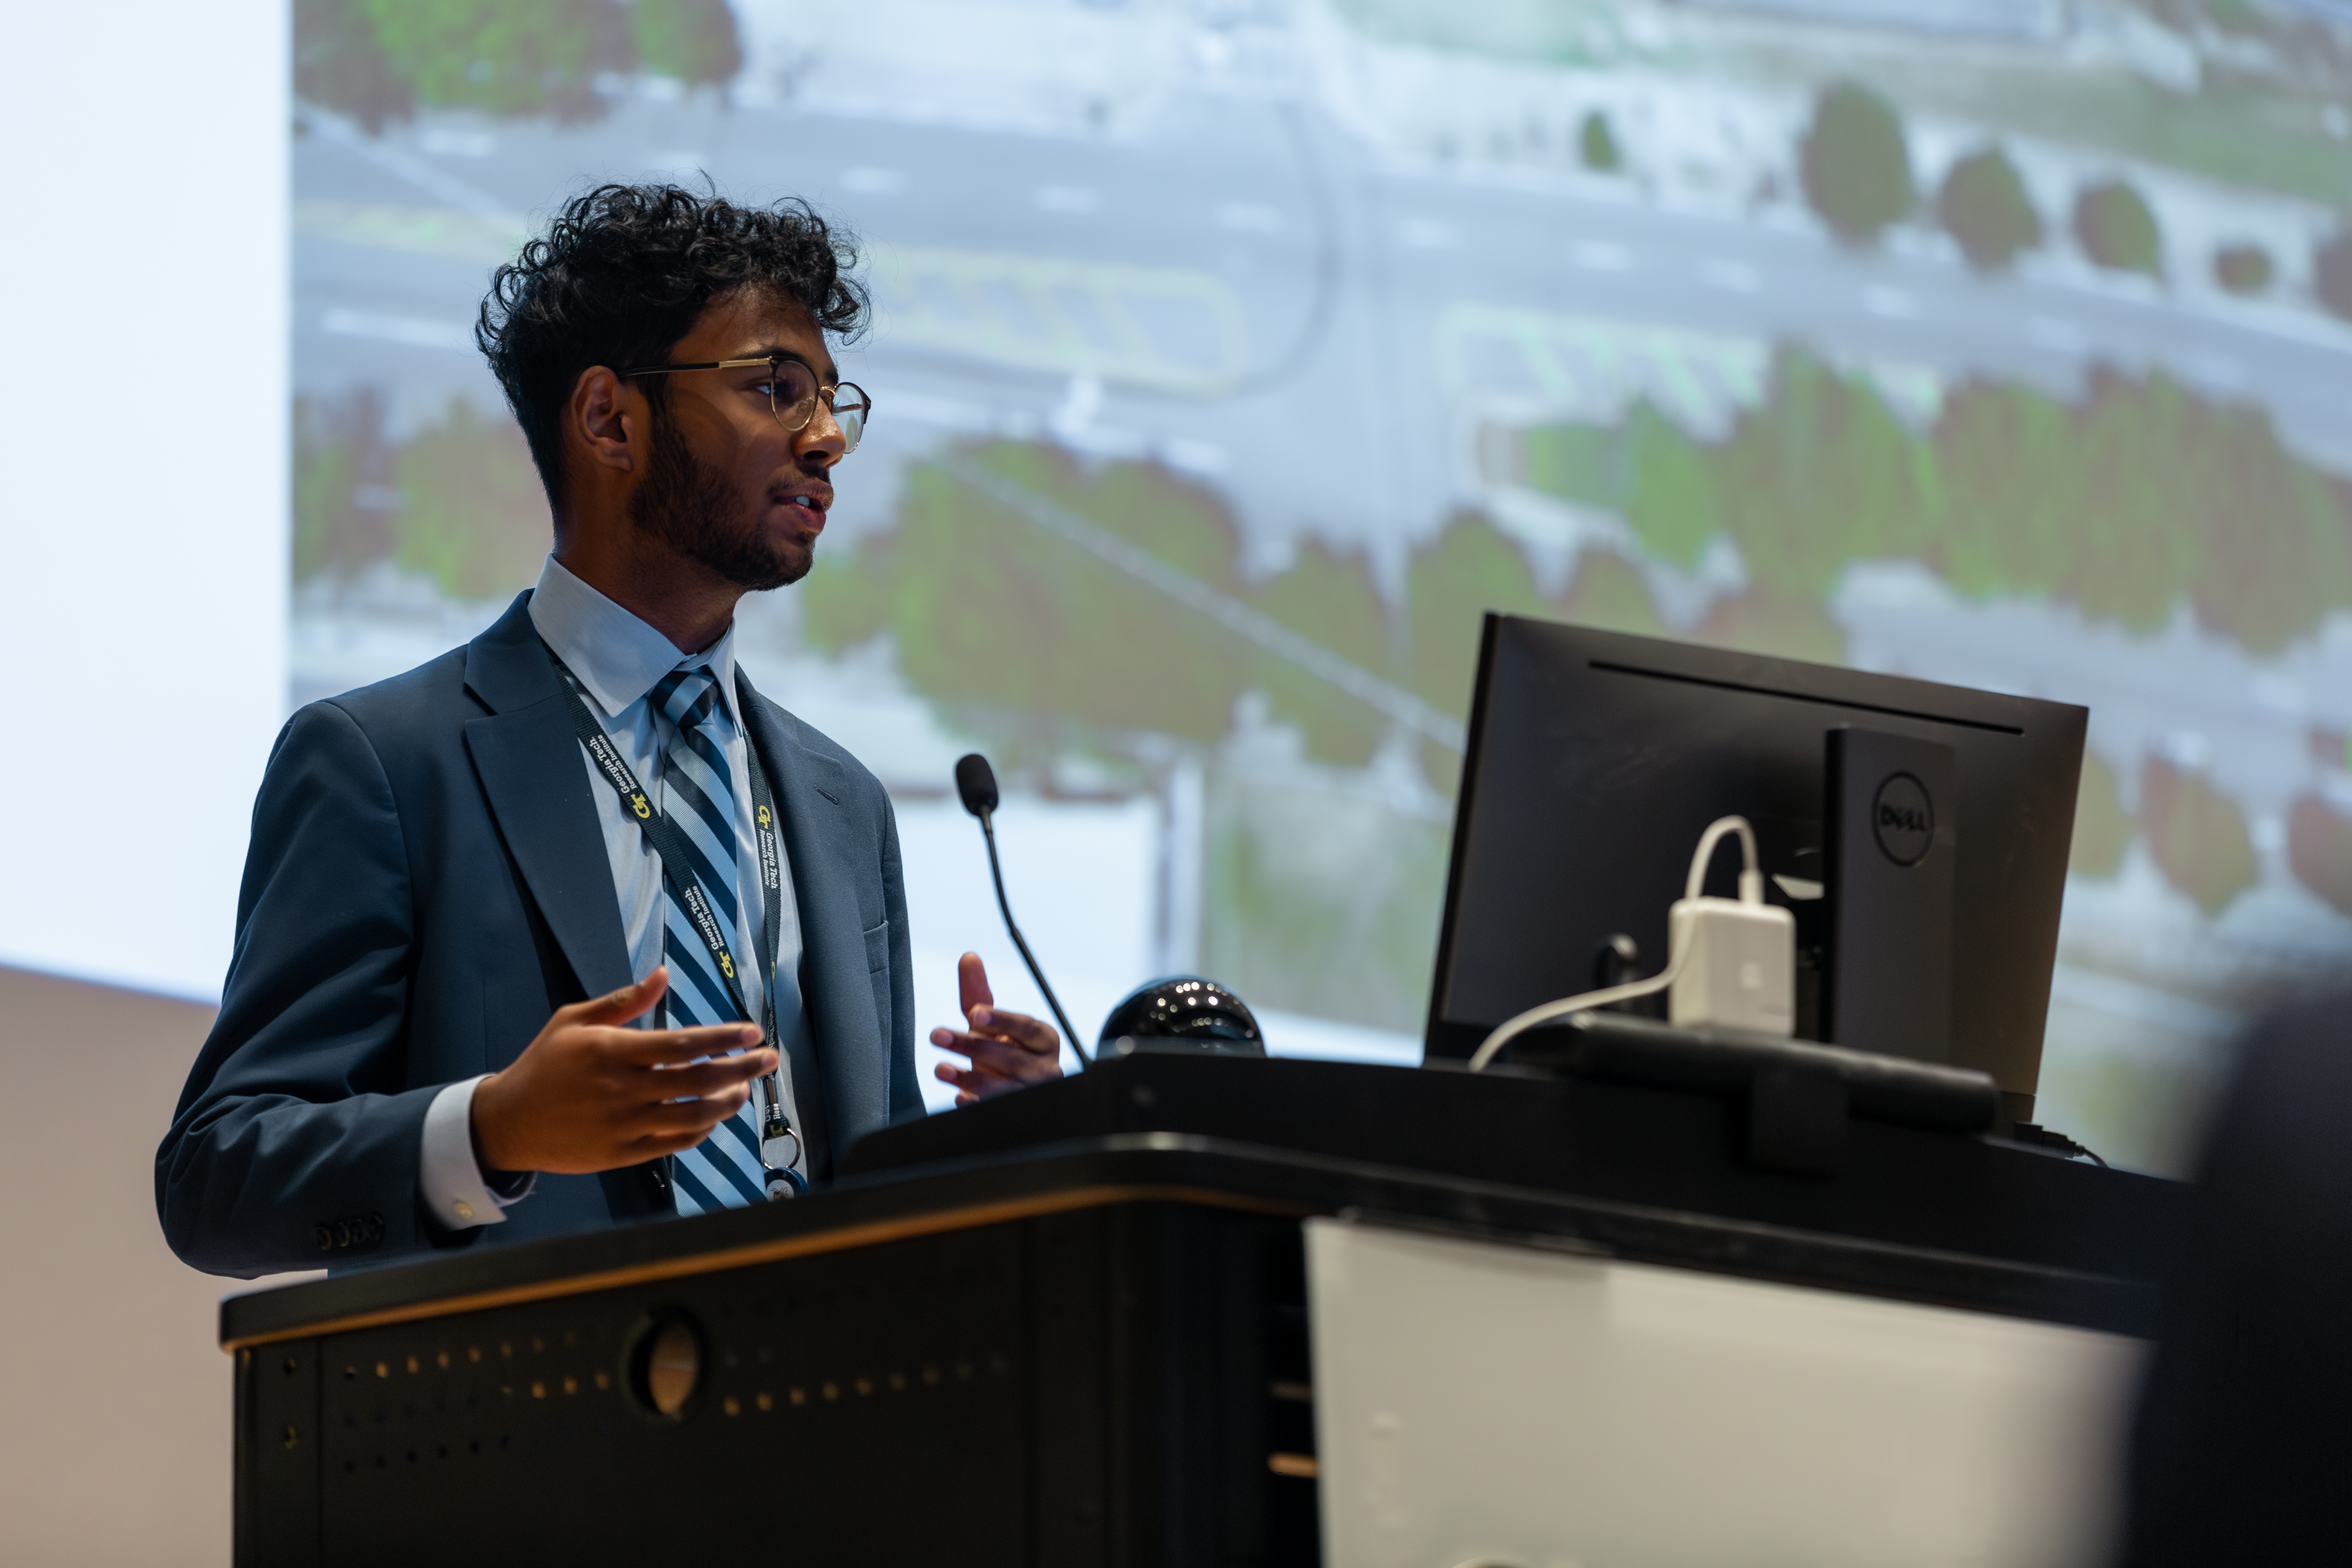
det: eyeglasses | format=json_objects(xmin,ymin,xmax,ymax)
[{"xmin": 618, "ymin": 354, "xmax": 871, "ymax": 454}]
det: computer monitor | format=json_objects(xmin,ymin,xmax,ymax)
[{"xmin": 1425, "ymin": 615, "xmax": 2086, "ymax": 1120}]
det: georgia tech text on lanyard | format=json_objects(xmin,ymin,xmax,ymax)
[{"xmin": 543, "ymin": 646, "xmax": 804, "ymax": 1198}]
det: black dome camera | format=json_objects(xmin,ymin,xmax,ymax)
[{"xmin": 1098, "ymin": 977, "xmax": 1266, "ymax": 1059}]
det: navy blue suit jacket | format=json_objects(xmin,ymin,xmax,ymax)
[{"xmin": 158, "ymin": 593, "xmax": 920, "ymax": 1278}]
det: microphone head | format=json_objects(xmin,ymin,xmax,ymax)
[{"xmin": 954, "ymin": 753, "xmax": 1000, "ymax": 818}]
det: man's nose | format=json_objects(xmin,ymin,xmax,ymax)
[{"xmin": 795, "ymin": 406, "xmax": 846, "ymax": 468}]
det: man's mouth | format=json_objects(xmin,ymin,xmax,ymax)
[{"xmin": 776, "ymin": 492, "xmax": 829, "ymax": 521}]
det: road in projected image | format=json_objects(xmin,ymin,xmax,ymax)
[{"xmin": 290, "ymin": 0, "xmax": 2352, "ymax": 1165}]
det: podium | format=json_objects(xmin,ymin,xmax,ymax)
[{"xmin": 225, "ymin": 1052, "xmax": 2175, "ymax": 1567}]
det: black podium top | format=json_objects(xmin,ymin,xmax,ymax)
[{"xmin": 221, "ymin": 1054, "xmax": 2175, "ymax": 1350}]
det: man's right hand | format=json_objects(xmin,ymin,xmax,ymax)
[{"xmin": 470, "ymin": 968, "xmax": 777, "ymax": 1175}]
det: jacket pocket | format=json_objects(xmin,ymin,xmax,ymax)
[{"xmin": 862, "ymin": 920, "xmax": 891, "ymax": 973}]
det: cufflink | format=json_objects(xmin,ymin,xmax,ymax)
[{"xmin": 453, "ymin": 1200, "xmax": 475, "ymax": 1221}]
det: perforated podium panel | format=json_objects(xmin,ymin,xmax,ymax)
[
  {"xmin": 233, "ymin": 1187, "xmax": 1317, "ymax": 1568},
  {"xmin": 225, "ymin": 1056, "xmax": 2175, "ymax": 1568}
]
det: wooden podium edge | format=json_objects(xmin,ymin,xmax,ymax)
[{"xmin": 220, "ymin": 1182, "xmax": 1307, "ymax": 1351}]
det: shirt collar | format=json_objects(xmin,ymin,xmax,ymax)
[{"xmin": 527, "ymin": 555, "xmax": 741, "ymax": 726}]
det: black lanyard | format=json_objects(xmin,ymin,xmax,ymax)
[{"xmin": 541, "ymin": 643, "xmax": 802, "ymax": 1190}]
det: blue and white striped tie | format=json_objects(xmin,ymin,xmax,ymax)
[{"xmin": 650, "ymin": 666, "xmax": 770, "ymax": 1214}]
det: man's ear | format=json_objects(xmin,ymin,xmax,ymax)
[{"xmin": 570, "ymin": 366, "xmax": 639, "ymax": 477}]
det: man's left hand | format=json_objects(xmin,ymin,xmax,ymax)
[{"xmin": 930, "ymin": 952, "xmax": 1064, "ymax": 1105}]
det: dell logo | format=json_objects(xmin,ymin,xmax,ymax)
[{"xmin": 1872, "ymin": 773, "xmax": 1935, "ymax": 867}]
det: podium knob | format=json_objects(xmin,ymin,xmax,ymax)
[
  {"xmin": 646, "ymin": 1321, "xmax": 699, "ymax": 1416},
  {"xmin": 624, "ymin": 1313, "xmax": 704, "ymax": 1423}
]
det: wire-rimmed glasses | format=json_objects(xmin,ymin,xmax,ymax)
[{"xmin": 618, "ymin": 353, "xmax": 871, "ymax": 453}]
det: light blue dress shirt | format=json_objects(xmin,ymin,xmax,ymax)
[{"xmin": 420, "ymin": 556, "xmax": 815, "ymax": 1229}]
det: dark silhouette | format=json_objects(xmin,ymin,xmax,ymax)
[{"xmin": 2118, "ymin": 990, "xmax": 2352, "ymax": 1564}]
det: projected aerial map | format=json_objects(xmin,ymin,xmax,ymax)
[{"xmin": 292, "ymin": 0, "xmax": 2352, "ymax": 1169}]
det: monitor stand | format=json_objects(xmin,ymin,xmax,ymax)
[{"xmin": 1824, "ymin": 725, "xmax": 1957, "ymax": 1067}]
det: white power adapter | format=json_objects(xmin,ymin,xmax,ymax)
[
  {"xmin": 1468, "ymin": 813, "xmax": 1798, "ymax": 1071},
  {"xmin": 1667, "ymin": 895, "xmax": 1795, "ymax": 1036}
]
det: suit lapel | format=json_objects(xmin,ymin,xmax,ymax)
[
  {"xmin": 461, "ymin": 595, "xmax": 636, "ymax": 1004},
  {"xmin": 738, "ymin": 674, "xmax": 883, "ymax": 1164}
]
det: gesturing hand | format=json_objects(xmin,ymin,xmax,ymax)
[
  {"xmin": 929, "ymin": 952, "xmax": 1065, "ymax": 1106},
  {"xmin": 470, "ymin": 967, "xmax": 777, "ymax": 1175}
]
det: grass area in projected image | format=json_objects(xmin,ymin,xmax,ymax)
[{"xmin": 290, "ymin": 0, "xmax": 2352, "ymax": 1172}]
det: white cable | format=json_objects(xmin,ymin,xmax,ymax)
[
  {"xmin": 1686, "ymin": 815, "xmax": 1764, "ymax": 906},
  {"xmin": 1463, "ymin": 935, "xmax": 1690, "ymax": 1072},
  {"xmin": 1466, "ymin": 815, "xmax": 1759, "ymax": 1074}
]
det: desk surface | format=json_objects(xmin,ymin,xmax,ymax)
[{"xmin": 223, "ymin": 1057, "xmax": 2173, "ymax": 1349}]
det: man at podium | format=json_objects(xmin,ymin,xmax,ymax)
[{"xmin": 157, "ymin": 185, "xmax": 1061, "ymax": 1278}]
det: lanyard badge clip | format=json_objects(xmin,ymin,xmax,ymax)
[{"xmin": 759, "ymin": 1073, "xmax": 806, "ymax": 1198}]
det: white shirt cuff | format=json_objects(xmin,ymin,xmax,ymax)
[{"xmin": 421, "ymin": 1076, "xmax": 537, "ymax": 1231}]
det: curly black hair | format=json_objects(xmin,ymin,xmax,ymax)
[{"xmin": 477, "ymin": 183, "xmax": 869, "ymax": 511}]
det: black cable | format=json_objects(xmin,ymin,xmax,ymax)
[
  {"xmin": 2013, "ymin": 1123, "xmax": 2108, "ymax": 1168},
  {"xmin": 2060, "ymin": 1135, "xmax": 2111, "ymax": 1170},
  {"xmin": 977, "ymin": 808, "xmax": 1088, "ymax": 1069}
]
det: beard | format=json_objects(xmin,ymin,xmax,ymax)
[{"xmin": 627, "ymin": 412, "xmax": 812, "ymax": 591}]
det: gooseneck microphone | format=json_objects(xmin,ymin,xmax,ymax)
[{"xmin": 954, "ymin": 753, "xmax": 1088, "ymax": 1069}]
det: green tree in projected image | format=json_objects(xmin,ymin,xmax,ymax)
[
  {"xmin": 295, "ymin": 0, "xmax": 742, "ymax": 123},
  {"xmin": 1937, "ymin": 146, "xmax": 2043, "ymax": 274},
  {"xmin": 1200, "ymin": 764, "xmax": 1454, "ymax": 1035},
  {"xmin": 806, "ymin": 443, "xmax": 1263, "ymax": 755},
  {"xmin": 295, "ymin": 0, "xmax": 418, "ymax": 129},
  {"xmin": 2213, "ymin": 242, "xmax": 2275, "ymax": 297},
  {"xmin": 1800, "ymin": 82, "xmax": 1915, "ymax": 247},
  {"xmin": 2074, "ymin": 178, "xmax": 2165, "ymax": 278},
  {"xmin": 293, "ymin": 393, "xmax": 549, "ymax": 602},
  {"xmin": 1578, "ymin": 109, "xmax": 1622, "ymax": 173},
  {"xmin": 394, "ymin": 400, "xmax": 552, "ymax": 599},
  {"xmin": 633, "ymin": 0, "xmax": 743, "ymax": 87},
  {"xmin": 365, "ymin": 0, "xmax": 627, "ymax": 118},
  {"xmin": 2288, "ymin": 790, "xmax": 2352, "ymax": 918},
  {"xmin": 2070, "ymin": 751, "xmax": 2132, "ymax": 880},
  {"xmin": 2140, "ymin": 755, "xmax": 2260, "ymax": 917},
  {"xmin": 293, "ymin": 390, "xmax": 397, "ymax": 581},
  {"xmin": 1518, "ymin": 350, "xmax": 2352, "ymax": 659},
  {"xmin": 2315, "ymin": 229, "xmax": 2352, "ymax": 324}
]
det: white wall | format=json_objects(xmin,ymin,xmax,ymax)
[
  {"xmin": 0, "ymin": 3, "xmax": 289, "ymax": 1000},
  {"xmin": 0, "ymin": 966, "xmax": 314, "ymax": 1566},
  {"xmin": 1308, "ymin": 1217, "xmax": 2144, "ymax": 1568}
]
